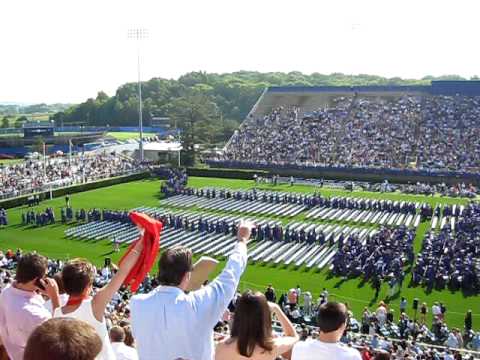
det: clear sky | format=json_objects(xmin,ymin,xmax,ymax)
[{"xmin": 1, "ymin": 0, "xmax": 478, "ymax": 104}]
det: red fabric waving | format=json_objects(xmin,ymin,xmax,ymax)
[{"xmin": 119, "ymin": 212, "xmax": 163, "ymax": 293}]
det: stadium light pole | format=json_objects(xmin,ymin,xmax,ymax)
[{"xmin": 128, "ymin": 28, "xmax": 148, "ymax": 162}]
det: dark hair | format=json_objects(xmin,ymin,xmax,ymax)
[
  {"xmin": 317, "ymin": 302, "xmax": 347, "ymax": 333},
  {"xmin": 374, "ymin": 351, "xmax": 391, "ymax": 360},
  {"xmin": 53, "ymin": 272, "xmax": 65, "ymax": 294},
  {"xmin": 123, "ymin": 325, "xmax": 135, "ymax": 347},
  {"xmin": 24, "ymin": 318, "xmax": 102, "ymax": 360},
  {"xmin": 230, "ymin": 290, "xmax": 274, "ymax": 357},
  {"xmin": 62, "ymin": 259, "xmax": 95, "ymax": 296},
  {"xmin": 15, "ymin": 253, "xmax": 48, "ymax": 284},
  {"xmin": 109, "ymin": 326, "xmax": 125, "ymax": 343},
  {"xmin": 157, "ymin": 246, "xmax": 193, "ymax": 286}
]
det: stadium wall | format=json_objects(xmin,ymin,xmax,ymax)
[
  {"xmin": 267, "ymin": 81, "xmax": 480, "ymax": 95},
  {"xmin": 0, "ymin": 171, "xmax": 150, "ymax": 209},
  {"xmin": 205, "ymin": 161, "xmax": 480, "ymax": 185},
  {"xmin": 186, "ymin": 167, "xmax": 269, "ymax": 180}
]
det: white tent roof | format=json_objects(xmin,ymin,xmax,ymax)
[{"xmin": 143, "ymin": 141, "xmax": 182, "ymax": 152}]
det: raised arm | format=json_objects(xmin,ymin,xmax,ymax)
[
  {"xmin": 192, "ymin": 222, "xmax": 251, "ymax": 327},
  {"xmin": 269, "ymin": 302, "xmax": 299, "ymax": 357},
  {"xmin": 92, "ymin": 238, "xmax": 144, "ymax": 321}
]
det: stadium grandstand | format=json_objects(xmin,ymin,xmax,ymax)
[
  {"xmin": 214, "ymin": 81, "xmax": 480, "ymax": 184},
  {"xmin": 2, "ymin": 82, "xmax": 480, "ymax": 360}
]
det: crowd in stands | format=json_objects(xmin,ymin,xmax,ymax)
[
  {"xmin": 413, "ymin": 203, "xmax": 480, "ymax": 292},
  {"xmin": 1, "ymin": 239, "xmax": 479, "ymax": 360},
  {"xmin": 0, "ymin": 152, "xmax": 141, "ymax": 200},
  {"xmin": 223, "ymin": 94, "xmax": 480, "ymax": 174}
]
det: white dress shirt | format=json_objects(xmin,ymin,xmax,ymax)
[
  {"xmin": 130, "ymin": 242, "xmax": 247, "ymax": 360},
  {"xmin": 0, "ymin": 285, "xmax": 51, "ymax": 360},
  {"xmin": 111, "ymin": 342, "xmax": 139, "ymax": 360},
  {"xmin": 292, "ymin": 339, "xmax": 362, "ymax": 360}
]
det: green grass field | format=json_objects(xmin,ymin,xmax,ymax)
[
  {"xmin": 1, "ymin": 177, "xmax": 478, "ymax": 329},
  {"xmin": 107, "ymin": 132, "xmax": 157, "ymax": 140},
  {"xmin": 0, "ymin": 159, "xmax": 24, "ymax": 165}
]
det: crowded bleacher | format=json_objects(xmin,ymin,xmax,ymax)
[
  {"xmin": 3, "ymin": 83, "xmax": 480, "ymax": 359},
  {"xmin": 221, "ymin": 91, "xmax": 480, "ymax": 175},
  {"xmin": 1, "ymin": 238, "xmax": 479, "ymax": 360},
  {"xmin": 0, "ymin": 152, "xmax": 141, "ymax": 200}
]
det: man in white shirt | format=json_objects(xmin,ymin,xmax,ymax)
[
  {"xmin": 292, "ymin": 302, "xmax": 361, "ymax": 360},
  {"xmin": 110, "ymin": 326, "xmax": 138, "ymax": 360},
  {"xmin": 130, "ymin": 222, "xmax": 252, "ymax": 360},
  {"xmin": 0, "ymin": 253, "xmax": 59, "ymax": 360}
]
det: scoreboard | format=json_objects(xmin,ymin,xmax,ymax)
[{"xmin": 23, "ymin": 122, "xmax": 55, "ymax": 138}]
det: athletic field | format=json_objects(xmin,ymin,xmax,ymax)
[
  {"xmin": 106, "ymin": 132, "xmax": 157, "ymax": 140},
  {"xmin": 0, "ymin": 177, "xmax": 477, "ymax": 329}
]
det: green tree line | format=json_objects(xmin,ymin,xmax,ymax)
[{"xmin": 48, "ymin": 71, "xmax": 479, "ymax": 156}]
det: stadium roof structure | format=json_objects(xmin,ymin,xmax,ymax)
[
  {"xmin": 246, "ymin": 80, "xmax": 480, "ymax": 118},
  {"xmin": 143, "ymin": 141, "xmax": 182, "ymax": 152},
  {"xmin": 267, "ymin": 80, "xmax": 480, "ymax": 96}
]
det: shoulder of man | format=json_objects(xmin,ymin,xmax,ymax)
[
  {"xmin": 292, "ymin": 338, "xmax": 328, "ymax": 356},
  {"xmin": 339, "ymin": 344, "xmax": 362, "ymax": 359}
]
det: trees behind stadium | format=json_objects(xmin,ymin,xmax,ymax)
[{"xmin": 50, "ymin": 71, "xmax": 475, "ymax": 145}]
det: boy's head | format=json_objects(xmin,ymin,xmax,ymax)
[
  {"xmin": 62, "ymin": 259, "xmax": 95, "ymax": 296},
  {"xmin": 24, "ymin": 318, "xmax": 102, "ymax": 360}
]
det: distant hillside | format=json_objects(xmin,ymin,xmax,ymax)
[{"xmin": 0, "ymin": 103, "xmax": 73, "ymax": 116}]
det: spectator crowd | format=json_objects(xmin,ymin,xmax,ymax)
[
  {"xmin": 1, "ymin": 218, "xmax": 479, "ymax": 360},
  {"xmin": 0, "ymin": 152, "xmax": 141, "ymax": 200},
  {"xmin": 223, "ymin": 94, "xmax": 480, "ymax": 174}
]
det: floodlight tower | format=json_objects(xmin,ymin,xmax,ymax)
[{"xmin": 128, "ymin": 28, "xmax": 148, "ymax": 162}]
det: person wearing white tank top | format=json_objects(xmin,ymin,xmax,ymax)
[
  {"xmin": 54, "ymin": 236, "xmax": 145, "ymax": 360},
  {"xmin": 54, "ymin": 298, "xmax": 115, "ymax": 360}
]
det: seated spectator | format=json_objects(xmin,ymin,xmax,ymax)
[
  {"xmin": 291, "ymin": 302, "xmax": 361, "ymax": 360},
  {"xmin": 215, "ymin": 290, "xmax": 298, "ymax": 359},
  {"xmin": 109, "ymin": 325, "xmax": 138, "ymax": 360},
  {"xmin": 24, "ymin": 317, "xmax": 102, "ymax": 360},
  {"xmin": 54, "ymin": 238, "xmax": 144, "ymax": 360},
  {"xmin": 130, "ymin": 222, "xmax": 252, "ymax": 360},
  {"xmin": 265, "ymin": 284, "xmax": 276, "ymax": 302},
  {"xmin": 0, "ymin": 253, "xmax": 59, "ymax": 360}
]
